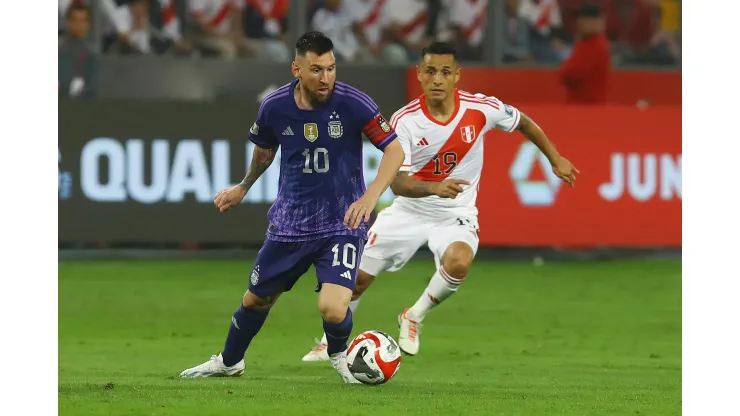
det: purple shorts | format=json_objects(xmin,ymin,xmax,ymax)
[{"xmin": 247, "ymin": 235, "xmax": 366, "ymax": 297}]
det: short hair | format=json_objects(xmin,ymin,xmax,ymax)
[
  {"xmin": 295, "ymin": 31, "xmax": 334, "ymax": 57},
  {"xmin": 65, "ymin": 2, "xmax": 90, "ymax": 19},
  {"xmin": 421, "ymin": 42, "xmax": 457, "ymax": 60}
]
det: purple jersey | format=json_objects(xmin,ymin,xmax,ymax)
[{"xmin": 248, "ymin": 79, "xmax": 397, "ymax": 242}]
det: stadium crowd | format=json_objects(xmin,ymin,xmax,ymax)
[{"xmin": 59, "ymin": 0, "xmax": 680, "ymax": 65}]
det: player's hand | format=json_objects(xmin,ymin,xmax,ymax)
[
  {"xmin": 433, "ymin": 179, "xmax": 470, "ymax": 199},
  {"xmin": 552, "ymin": 156, "xmax": 580, "ymax": 187},
  {"xmin": 214, "ymin": 185, "xmax": 247, "ymax": 212},
  {"xmin": 344, "ymin": 193, "xmax": 378, "ymax": 230}
]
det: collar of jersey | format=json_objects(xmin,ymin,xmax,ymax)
[{"xmin": 420, "ymin": 89, "xmax": 461, "ymax": 126}]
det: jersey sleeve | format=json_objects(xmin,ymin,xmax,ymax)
[
  {"xmin": 352, "ymin": 91, "xmax": 398, "ymax": 151},
  {"xmin": 248, "ymin": 101, "xmax": 279, "ymax": 149},
  {"xmin": 393, "ymin": 120, "xmax": 413, "ymax": 172},
  {"xmin": 475, "ymin": 93, "xmax": 521, "ymax": 133}
]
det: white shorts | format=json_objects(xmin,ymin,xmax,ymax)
[{"xmin": 359, "ymin": 205, "xmax": 480, "ymax": 276}]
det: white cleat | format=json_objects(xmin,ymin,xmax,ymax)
[
  {"xmin": 398, "ymin": 308, "xmax": 422, "ymax": 356},
  {"xmin": 179, "ymin": 353, "xmax": 245, "ymax": 378},
  {"xmin": 330, "ymin": 351, "xmax": 362, "ymax": 384},
  {"xmin": 302, "ymin": 339, "xmax": 330, "ymax": 362}
]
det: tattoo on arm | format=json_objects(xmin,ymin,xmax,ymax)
[
  {"xmin": 239, "ymin": 146, "xmax": 277, "ymax": 191},
  {"xmin": 391, "ymin": 171, "xmax": 437, "ymax": 198}
]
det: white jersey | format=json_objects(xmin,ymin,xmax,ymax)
[{"xmin": 389, "ymin": 89, "xmax": 521, "ymax": 219}]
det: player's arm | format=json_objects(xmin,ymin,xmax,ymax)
[
  {"xmin": 239, "ymin": 111, "xmax": 280, "ymax": 192},
  {"xmin": 515, "ymin": 112, "xmax": 579, "ymax": 187},
  {"xmin": 366, "ymin": 138, "xmax": 405, "ymax": 200},
  {"xmin": 516, "ymin": 112, "xmax": 561, "ymax": 166},
  {"xmin": 388, "ymin": 123, "xmax": 468, "ymax": 198},
  {"xmin": 238, "ymin": 145, "xmax": 278, "ymax": 192}
]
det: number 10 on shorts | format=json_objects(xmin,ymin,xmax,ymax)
[{"xmin": 332, "ymin": 243, "xmax": 357, "ymax": 274}]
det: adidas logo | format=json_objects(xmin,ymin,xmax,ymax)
[
  {"xmin": 341, "ymin": 271, "xmax": 352, "ymax": 280},
  {"xmin": 416, "ymin": 138, "xmax": 429, "ymax": 146},
  {"xmin": 282, "ymin": 126, "xmax": 294, "ymax": 136}
]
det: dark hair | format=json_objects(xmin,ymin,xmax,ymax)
[
  {"xmin": 421, "ymin": 42, "xmax": 457, "ymax": 59},
  {"xmin": 295, "ymin": 31, "xmax": 334, "ymax": 57},
  {"xmin": 65, "ymin": 2, "xmax": 90, "ymax": 19}
]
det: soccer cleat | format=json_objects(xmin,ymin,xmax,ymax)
[
  {"xmin": 397, "ymin": 308, "xmax": 422, "ymax": 355},
  {"xmin": 329, "ymin": 351, "xmax": 361, "ymax": 384},
  {"xmin": 302, "ymin": 338, "xmax": 330, "ymax": 362},
  {"xmin": 179, "ymin": 353, "xmax": 245, "ymax": 378}
]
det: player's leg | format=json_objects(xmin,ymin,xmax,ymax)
[
  {"xmin": 302, "ymin": 208, "xmax": 424, "ymax": 362},
  {"xmin": 312, "ymin": 235, "xmax": 368, "ymax": 383},
  {"xmin": 398, "ymin": 217, "xmax": 479, "ymax": 355},
  {"xmin": 180, "ymin": 240, "xmax": 312, "ymax": 378},
  {"xmin": 302, "ymin": 266, "xmax": 380, "ymax": 361}
]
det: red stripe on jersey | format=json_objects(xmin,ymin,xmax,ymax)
[
  {"xmin": 460, "ymin": 97, "xmax": 500, "ymax": 111},
  {"xmin": 420, "ymin": 91, "xmax": 461, "ymax": 126},
  {"xmin": 458, "ymin": 91, "xmax": 500, "ymax": 108},
  {"xmin": 400, "ymin": 10, "xmax": 429, "ymax": 37},
  {"xmin": 463, "ymin": 6, "xmax": 487, "ymax": 39},
  {"xmin": 161, "ymin": 1, "xmax": 176, "ymax": 24},
  {"xmin": 391, "ymin": 99, "xmax": 420, "ymax": 125},
  {"xmin": 411, "ymin": 108, "xmax": 487, "ymax": 182},
  {"xmin": 390, "ymin": 104, "xmax": 421, "ymax": 128},
  {"xmin": 209, "ymin": 2, "xmax": 232, "ymax": 27},
  {"xmin": 363, "ymin": 0, "xmax": 387, "ymax": 26}
]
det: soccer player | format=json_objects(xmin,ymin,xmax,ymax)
[
  {"xmin": 179, "ymin": 32, "xmax": 406, "ymax": 383},
  {"xmin": 302, "ymin": 41, "xmax": 579, "ymax": 360}
]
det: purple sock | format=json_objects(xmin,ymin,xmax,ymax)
[
  {"xmin": 221, "ymin": 304, "xmax": 269, "ymax": 367},
  {"xmin": 323, "ymin": 308, "xmax": 353, "ymax": 356}
]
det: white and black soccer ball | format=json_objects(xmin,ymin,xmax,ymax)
[{"xmin": 346, "ymin": 330, "xmax": 402, "ymax": 385}]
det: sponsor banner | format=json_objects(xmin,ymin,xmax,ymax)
[
  {"xmin": 477, "ymin": 105, "xmax": 681, "ymax": 247},
  {"xmin": 405, "ymin": 68, "xmax": 682, "ymax": 105},
  {"xmin": 59, "ymin": 100, "xmax": 392, "ymax": 243}
]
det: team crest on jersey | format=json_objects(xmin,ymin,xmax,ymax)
[
  {"xmin": 328, "ymin": 121, "xmax": 343, "ymax": 139},
  {"xmin": 304, "ymin": 123, "xmax": 319, "ymax": 142},
  {"xmin": 460, "ymin": 125, "xmax": 477, "ymax": 143},
  {"xmin": 250, "ymin": 122, "xmax": 259, "ymax": 135},
  {"xmin": 505, "ymin": 104, "xmax": 514, "ymax": 117}
]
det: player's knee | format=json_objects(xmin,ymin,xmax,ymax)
[
  {"xmin": 442, "ymin": 246, "xmax": 474, "ymax": 279},
  {"xmin": 242, "ymin": 291, "xmax": 278, "ymax": 311},
  {"xmin": 319, "ymin": 302, "xmax": 349, "ymax": 324}
]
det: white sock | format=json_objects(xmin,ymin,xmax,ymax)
[
  {"xmin": 408, "ymin": 266, "xmax": 464, "ymax": 322},
  {"xmin": 321, "ymin": 296, "xmax": 362, "ymax": 345}
]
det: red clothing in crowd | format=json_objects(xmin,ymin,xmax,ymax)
[{"xmin": 559, "ymin": 34, "xmax": 611, "ymax": 104}]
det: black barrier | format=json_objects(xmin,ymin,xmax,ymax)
[
  {"xmin": 59, "ymin": 100, "xmax": 397, "ymax": 244},
  {"xmin": 94, "ymin": 57, "xmax": 409, "ymax": 112}
]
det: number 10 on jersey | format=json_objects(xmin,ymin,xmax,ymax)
[{"xmin": 303, "ymin": 148, "xmax": 329, "ymax": 173}]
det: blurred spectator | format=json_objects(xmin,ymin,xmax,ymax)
[
  {"xmin": 502, "ymin": 0, "xmax": 532, "ymax": 63},
  {"xmin": 519, "ymin": 0, "xmax": 569, "ymax": 63},
  {"xmin": 444, "ymin": 0, "xmax": 488, "ymax": 61},
  {"xmin": 342, "ymin": 0, "xmax": 388, "ymax": 62},
  {"xmin": 604, "ymin": 0, "xmax": 653, "ymax": 64},
  {"xmin": 188, "ymin": 0, "xmax": 256, "ymax": 59},
  {"xmin": 559, "ymin": 4, "xmax": 610, "ymax": 104},
  {"xmin": 380, "ymin": 0, "xmax": 433, "ymax": 63},
  {"xmin": 242, "ymin": 0, "xmax": 292, "ymax": 62},
  {"xmin": 106, "ymin": 0, "xmax": 192, "ymax": 54},
  {"xmin": 648, "ymin": 0, "xmax": 680, "ymax": 65},
  {"xmin": 59, "ymin": 3, "xmax": 98, "ymax": 98},
  {"xmin": 311, "ymin": 0, "xmax": 361, "ymax": 62}
]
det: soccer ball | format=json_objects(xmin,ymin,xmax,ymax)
[{"xmin": 346, "ymin": 330, "xmax": 402, "ymax": 385}]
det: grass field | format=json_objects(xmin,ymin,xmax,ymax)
[{"xmin": 59, "ymin": 259, "xmax": 681, "ymax": 415}]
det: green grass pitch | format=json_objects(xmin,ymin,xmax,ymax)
[{"xmin": 59, "ymin": 259, "xmax": 681, "ymax": 415}]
